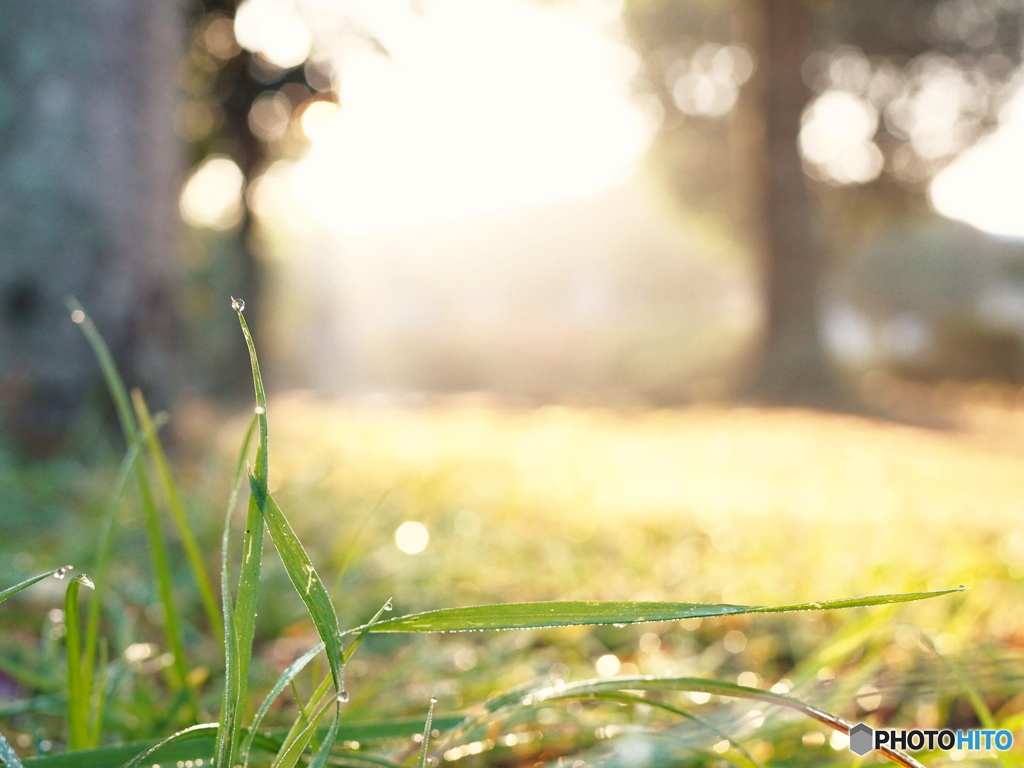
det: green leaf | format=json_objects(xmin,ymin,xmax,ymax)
[
  {"xmin": 366, "ymin": 588, "xmax": 964, "ymax": 633},
  {"xmin": 247, "ymin": 477, "xmax": 345, "ymax": 699},
  {"xmin": 0, "ymin": 567, "xmax": 73, "ymax": 605}
]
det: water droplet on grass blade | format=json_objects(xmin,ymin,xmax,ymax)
[
  {"xmin": 430, "ymin": 696, "xmax": 438, "ymax": 704},
  {"xmin": 612, "ymin": 623, "xmax": 627, "ymax": 628},
  {"xmin": 338, "ymin": 691, "xmax": 350, "ymax": 703},
  {"xmin": 384, "ymin": 599, "xmax": 393, "ymax": 611},
  {"xmin": 76, "ymin": 574, "xmax": 95, "ymax": 590},
  {"xmin": 231, "ymin": 297, "xmax": 245, "ymax": 312},
  {"xmin": 70, "ymin": 310, "xmax": 85, "ymax": 324},
  {"xmin": 53, "ymin": 565, "xmax": 74, "ymax": 579},
  {"xmin": 254, "ymin": 406, "xmax": 265, "ymax": 415}
]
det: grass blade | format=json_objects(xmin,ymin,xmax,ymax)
[
  {"xmin": 64, "ymin": 575, "xmax": 95, "ymax": 750},
  {"xmin": 215, "ymin": 415, "xmax": 257, "ymax": 768},
  {"xmin": 68, "ymin": 300, "xmax": 195, "ymax": 717},
  {"xmin": 365, "ymin": 588, "xmax": 964, "ymax": 633},
  {"xmin": 537, "ymin": 677, "xmax": 927, "ymax": 768},
  {"xmin": 0, "ymin": 567, "xmax": 74, "ymax": 605},
  {"xmin": 417, "ymin": 697, "xmax": 437, "ymax": 768},
  {"xmin": 239, "ymin": 641, "xmax": 325, "ymax": 765},
  {"xmin": 132, "ymin": 391, "xmax": 223, "ymax": 643},
  {"xmin": 118, "ymin": 723, "xmax": 218, "ymax": 768},
  {"xmin": 0, "ymin": 728, "xmax": 25, "ymax": 768},
  {"xmin": 227, "ymin": 299, "xmax": 270, "ymax": 766},
  {"xmin": 247, "ymin": 478, "xmax": 345, "ymax": 699}
]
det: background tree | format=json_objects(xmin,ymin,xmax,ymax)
[
  {"xmin": 623, "ymin": 0, "xmax": 1024, "ymax": 407},
  {"xmin": 0, "ymin": 0, "xmax": 183, "ymax": 452}
]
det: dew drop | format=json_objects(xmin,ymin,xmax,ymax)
[
  {"xmin": 53, "ymin": 565, "xmax": 74, "ymax": 580},
  {"xmin": 231, "ymin": 297, "xmax": 245, "ymax": 312},
  {"xmin": 384, "ymin": 599, "xmax": 394, "ymax": 612},
  {"xmin": 429, "ymin": 696, "xmax": 438, "ymax": 704},
  {"xmin": 958, "ymin": 585, "xmax": 966, "ymax": 590},
  {"xmin": 613, "ymin": 623, "xmax": 627, "ymax": 628},
  {"xmin": 77, "ymin": 575, "xmax": 96, "ymax": 590},
  {"xmin": 337, "ymin": 690, "xmax": 350, "ymax": 703},
  {"xmin": 70, "ymin": 309, "xmax": 85, "ymax": 324},
  {"xmin": 254, "ymin": 406, "xmax": 265, "ymax": 415}
]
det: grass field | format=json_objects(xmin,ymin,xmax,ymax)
[{"xmin": 3, "ymin": 384, "xmax": 1024, "ymax": 766}]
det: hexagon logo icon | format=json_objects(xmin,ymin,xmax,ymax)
[{"xmin": 849, "ymin": 723, "xmax": 874, "ymax": 756}]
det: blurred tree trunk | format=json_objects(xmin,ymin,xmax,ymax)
[
  {"xmin": 0, "ymin": 0, "xmax": 183, "ymax": 452},
  {"xmin": 742, "ymin": 0, "xmax": 845, "ymax": 407}
]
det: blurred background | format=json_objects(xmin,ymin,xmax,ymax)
[
  {"xmin": 4, "ymin": 0, "xmax": 1024, "ymax": 443},
  {"xmin": 3, "ymin": 0, "xmax": 1024, "ymax": 755}
]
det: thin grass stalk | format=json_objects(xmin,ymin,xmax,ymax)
[
  {"xmin": 68, "ymin": 300, "xmax": 196, "ymax": 719},
  {"xmin": 81, "ymin": 442, "xmax": 141, "ymax": 741},
  {"xmin": 64, "ymin": 576, "xmax": 95, "ymax": 750},
  {"xmin": 132, "ymin": 391, "xmax": 223, "ymax": 644},
  {"xmin": 228, "ymin": 299, "xmax": 270, "ymax": 766},
  {"xmin": 214, "ymin": 414, "xmax": 256, "ymax": 768}
]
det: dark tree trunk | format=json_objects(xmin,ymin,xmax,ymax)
[
  {"xmin": 0, "ymin": 0, "xmax": 183, "ymax": 452},
  {"xmin": 742, "ymin": 0, "xmax": 845, "ymax": 408}
]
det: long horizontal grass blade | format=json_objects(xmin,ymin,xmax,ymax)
[
  {"xmin": 585, "ymin": 692, "xmax": 766, "ymax": 768},
  {"xmin": 118, "ymin": 723, "xmax": 219, "ymax": 768},
  {"xmin": 0, "ymin": 567, "xmax": 74, "ymax": 604},
  {"xmin": 0, "ymin": 728, "xmax": 25, "ymax": 768},
  {"xmin": 486, "ymin": 676, "xmax": 926, "ymax": 768},
  {"xmin": 247, "ymin": 477, "xmax": 345, "ymax": 696},
  {"xmin": 364, "ymin": 588, "xmax": 964, "ymax": 633}
]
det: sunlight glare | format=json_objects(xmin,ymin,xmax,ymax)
[
  {"xmin": 180, "ymin": 155, "xmax": 244, "ymax": 230},
  {"xmin": 282, "ymin": 0, "xmax": 651, "ymax": 234},
  {"xmin": 930, "ymin": 82, "xmax": 1024, "ymax": 239}
]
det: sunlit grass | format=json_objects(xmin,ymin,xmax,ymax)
[{"xmin": 257, "ymin": 396, "xmax": 1024, "ymax": 637}]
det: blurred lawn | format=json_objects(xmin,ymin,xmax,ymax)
[
  {"xmin": 253, "ymin": 395, "xmax": 1024, "ymax": 626},
  {"xmin": 4, "ymin": 393, "xmax": 1024, "ymax": 753}
]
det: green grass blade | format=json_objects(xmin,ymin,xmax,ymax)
[
  {"xmin": 64, "ymin": 575, "xmax": 95, "ymax": 750},
  {"xmin": 417, "ymin": 697, "xmax": 437, "ymax": 768},
  {"xmin": 215, "ymin": 415, "xmax": 257, "ymax": 768},
  {"xmin": 68, "ymin": 300, "xmax": 196, "ymax": 719},
  {"xmin": 247, "ymin": 478, "xmax": 345, "ymax": 698},
  {"xmin": 344, "ymin": 600, "xmax": 394, "ymax": 663},
  {"xmin": 132, "ymin": 391, "xmax": 223, "ymax": 643},
  {"xmin": 0, "ymin": 728, "xmax": 25, "ymax": 768},
  {"xmin": 0, "ymin": 567, "xmax": 74, "ymax": 604},
  {"xmin": 239, "ymin": 641, "xmax": 326, "ymax": 765},
  {"xmin": 307, "ymin": 709, "xmax": 340, "ymax": 768},
  {"xmin": 118, "ymin": 723, "xmax": 218, "ymax": 768},
  {"xmin": 228, "ymin": 299, "xmax": 270, "ymax": 766},
  {"xmin": 485, "ymin": 676, "xmax": 926, "ymax": 768},
  {"xmin": 365, "ymin": 588, "xmax": 963, "ymax": 633},
  {"xmin": 269, "ymin": 690, "xmax": 335, "ymax": 768},
  {"xmin": 65, "ymin": 299, "xmax": 134, "ymax": 445},
  {"xmin": 82, "ymin": 442, "xmax": 140, "ymax": 739},
  {"xmin": 581, "ymin": 692, "xmax": 766, "ymax": 768}
]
